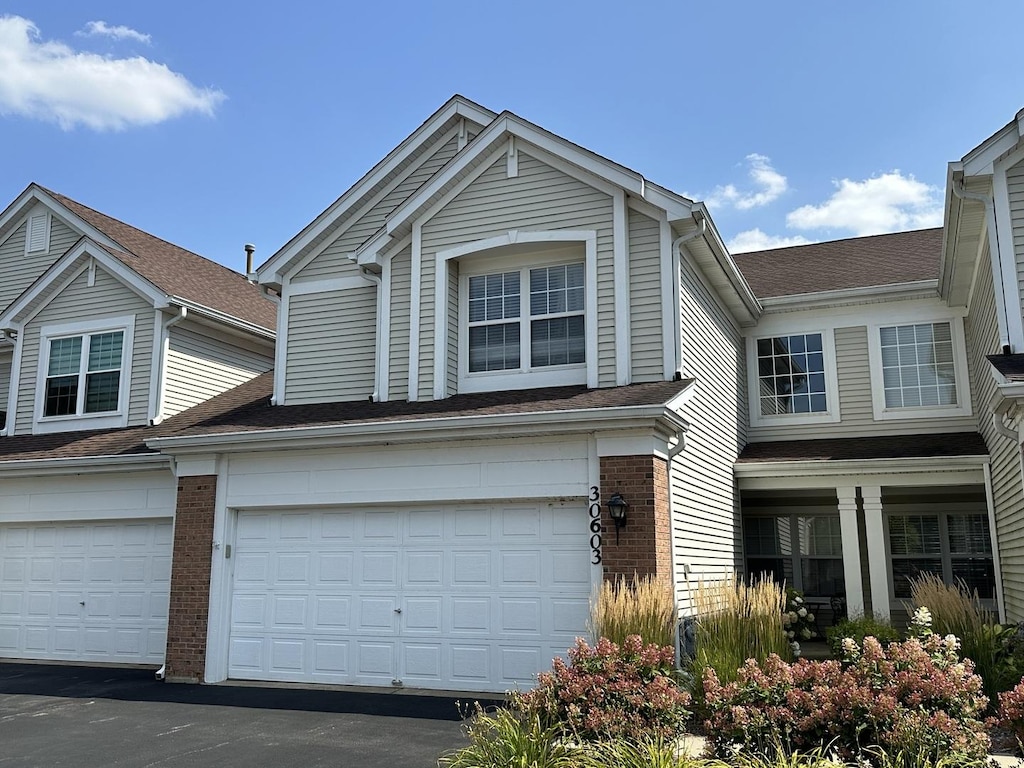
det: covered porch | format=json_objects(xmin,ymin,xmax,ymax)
[{"xmin": 734, "ymin": 433, "xmax": 1001, "ymax": 624}]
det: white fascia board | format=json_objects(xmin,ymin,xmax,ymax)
[
  {"xmin": 996, "ymin": 382, "xmax": 1024, "ymax": 401},
  {"xmin": 939, "ymin": 164, "xmax": 965, "ymax": 300},
  {"xmin": 759, "ymin": 280, "xmax": 940, "ymax": 312},
  {"xmin": 962, "ymin": 120, "xmax": 1022, "ymax": 177},
  {"xmin": 258, "ymin": 97, "xmax": 497, "ymax": 283},
  {"xmin": 168, "ymin": 297, "xmax": 275, "ymax": 340},
  {"xmin": 686, "ymin": 205, "xmax": 762, "ymax": 323},
  {"xmin": 147, "ymin": 403, "xmax": 689, "ymax": 455},
  {"xmin": 0, "ymin": 239, "xmax": 166, "ymax": 326},
  {"xmin": 355, "ymin": 228, "xmax": 392, "ymax": 267},
  {"xmin": 0, "ymin": 452, "xmax": 169, "ymax": 478},
  {"xmin": 733, "ymin": 453, "xmax": 989, "ymax": 479}
]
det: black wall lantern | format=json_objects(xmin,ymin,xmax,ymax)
[{"xmin": 607, "ymin": 492, "xmax": 628, "ymax": 543}]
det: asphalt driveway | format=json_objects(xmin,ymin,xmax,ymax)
[{"xmin": 0, "ymin": 663, "xmax": 500, "ymax": 767}]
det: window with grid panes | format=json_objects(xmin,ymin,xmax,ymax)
[
  {"xmin": 743, "ymin": 514, "xmax": 845, "ymax": 597},
  {"xmin": 887, "ymin": 513, "xmax": 994, "ymax": 599},
  {"xmin": 44, "ymin": 331, "xmax": 124, "ymax": 417},
  {"xmin": 467, "ymin": 263, "xmax": 584, "ymax": 373},
  {"xmin": 879, "ymin": 322, "xmax": 957, "ymax": 408},
  {"xmin": 756, "ymin": 333, "xmax": 827, "ymax": 415}
]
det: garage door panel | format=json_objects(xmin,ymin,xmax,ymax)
[
  {"xmin": 228, "ymin": 503, "xmax": 590, "ymax": 691},
  {"xmin": 275, "ymin": 552, "xmax": 311, "ymax": 584}
]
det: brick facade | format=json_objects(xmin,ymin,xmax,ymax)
[
  {"xmin": 163, "ymin": 475, "xmax": 217, "ymax": 683},
  {"xmin": 599, "ymin": 454, "xmax": 672, "ymax": 582}
]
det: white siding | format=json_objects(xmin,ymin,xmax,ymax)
[
  {"xmin": 388, "ymin": 246, "xmax": 412, "ymax": 401},
  {"xmin": 628, "ymin": 209, "xmax": 663, "ymax": 383},
  {"xmin": 418, "ymin": 151, "xmax": 614, "ymax": 399},
  {"xmin": 295, "ymin": 135, "xmax": 462, "ymax": 282},
  {"xmin": 0, "ymin": 215, "xmax": 79, "ymax": 311},
  {"xmin": 285, "ymin": 287, "xmax": 377, "ymax": 404},
  {"xmin": 1009, "ymin": 159, "xmax": 1024, "ymax": 327},
  {"xmin": 163, "ymin": 324, "xmax": 272, "ymax": 417},
  {"xmin": 673, "ymin": 254, "xmax": 745, "ymax": 613},
  {"xmin": 0, "ymin": 351, "xmax": 11, "ymax": 424},
  {"xmin": 966, "ymin": 249, "xmax": 1024, "ymax": 619},
  {"xmin": 15, "ymin": 267, "xmax": 153, "ymax": 434},
  {"xmin": 748, "ymin": 325, "xmax": 977, "ymax": 441}
]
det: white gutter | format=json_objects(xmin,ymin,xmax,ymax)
[
  {"xmin": 359, "ymin": 265, "xmax": 383, "ymax": 402},
  {"xmin": 169, "ymin": 297, "xmax": 275, "ymax": 341},
  {"xmin": 952, "ymin": 179, "xmax": 1011, "ymax": 352},
  {"xmin": 0, "ymin": 452, "xmax": 169, "ymax": 478},
  {"xmin": 147, "ymin": 402, "xmax": 690, "ymax": 455},
  {"xmin": 151, "ymin": 307, "xmax": 187, "ymax": 426},
  {"xmin": 759, "ymin": 280, "xmax": 939, "ymax": 311},
  {"xmin": 734, "ymin": 453, "xmax": 989, "ymax": 479}
]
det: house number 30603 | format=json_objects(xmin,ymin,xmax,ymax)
[{"xmin": 589, "ymin": 485, "xmax": 602, "ymax": 564}]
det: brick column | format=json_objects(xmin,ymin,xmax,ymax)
[
  {"xmin": 599, "ymin": 455, "xmax": 671, "ymax": 582},
  {"xmin": 164, "ymin": 475, "xmax": 217, "ymax": 683}
]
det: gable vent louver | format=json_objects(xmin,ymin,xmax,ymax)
[{"xmin": 27, "ymin": 212, "xmax": 49, "ymax": 253}]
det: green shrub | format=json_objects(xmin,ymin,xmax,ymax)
[
  {"xmin": 591, "ymin": 574, "xmax": 676, "ymax": 649},
  {"xmin": 701, "ymin": 633, "xmax": 990, "ymax": 765},
  {"xmin": 583, "ymin": 737, "xmax": 711, "ymax": 768},
  {"xmin": 825, "ymin": 615, "xmax": 900, "ymax": 656},
  {"xmin": 436, "ymin": 703, "xmax": 584, "ymax": 768},
  {"xmin": 689, "ymin": 574, "xmax": 791, "ymax": 702},
  {"xmin": 516, "ymin": 635, "xmax": 690, "ymax": 743}
]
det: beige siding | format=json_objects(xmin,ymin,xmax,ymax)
[
  {"xmin": 748, "ymin": 325, "xmax": 977, "ymax": 441},
  {"xmin": 388, "ymin": 246, "xmax": 412, "ymax": 401},
  {"xmin": 1009, "ymin": 159, "xmax": 1024, "ymax": 327},
  {"xmin": 418, "ymin": 151, "xmax": 614, "ymax": 398},
  {"xmin": 447, "ymin": 260, "xmax": 458, "ymax": 394},
  {"xmin": 285, "ymin": 287, "xmax": 376, "ymax": 404},
  {"xmin": 163, "ymin": 324, "xmax": 272, "ymax": 417},
  {"xmin": 0, "ymin": 215, "xmax": 80, "ymax": 311},
  {"xmin": 295, "ymin": 135, "xmax": 462, "ymax": 282},
  {"xmin": 628, "ymin": 209, "xmax": 663, "ymax": 383},
  {"xmin": 0, "ymin": 351, "xmax": 10, "ymax": 422},
  {"xmin": 15, "ymin": 267, "xmax": 153, "ymax": 433},
  {"xmin": 967, "ymin": 249, "xmax": 1024, "ymax": 619},
  {"xmin": 673, "ymin": 254, "xmax": 745, "ymax": 613}
]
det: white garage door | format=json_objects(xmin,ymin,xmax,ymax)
[
  {"xmin": 227, "ymin": 503, "xmax": 592, "ymax": 692},
  {"xmin": 0, "ymin": 519, "xmax": 172, "ymax": 664}
]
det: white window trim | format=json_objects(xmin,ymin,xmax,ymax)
[
  {"xmin": 866, "ymin": 316, "xmax": 972, "ymax": 421},
  {"xmin": 33, "ymin": 315, "xmax": 135, "ymax": 434},
  {"xmin": 25, "ymin": 209, "xmax": 51, "ymax": 255},
  {"xmin": 746, "ymin": 328, "xmax": 840, "ymax": 428},
  {"xmin": 434, "ymin": 230, "xmax": 599, "ymax": 398}
]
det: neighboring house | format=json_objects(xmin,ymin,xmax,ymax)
[
  {"xmin": 0, "ymin": 185, "xmax": 275, "ymax": 667},
  {"xmin": 942, "ymin": 107, "xmax": 1024, "ymax": 623},
  {"xmin": 732, "ymin": 230, "xmax": 997, "ymax": 625},
  {"xmin": 147, "ymin": 95, "xmax": 760, "ymax": 692}
]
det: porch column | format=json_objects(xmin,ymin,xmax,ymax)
[
  {"xmin": 836, "ymin": 486, "xmax": 864, "ymax": 618},
  {"xmin": 861, "ymin": 485, "xmax": 890, "ymax": 621}
]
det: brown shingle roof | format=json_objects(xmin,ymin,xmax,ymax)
[
  {"xmin": 155, "ymin": 373, "xmax": 694, "ymax": 438},
  {"xmin": 0, "ymin": 375, "xmax": 693, "ymax": 462},
  {"xmin": 43, "ymin": 189, "xmax": 276, "ymax": 331},
  {"xmin": 737, "ymin": 432, "xmax": 988, "ymax": 463},
  {"xmin": 732, "ymin": 228, "xmax": 942, "ymax": 299},
  {"xmin": 988, "ymin": 354, "xmax": 1024, "ymax": 382}
]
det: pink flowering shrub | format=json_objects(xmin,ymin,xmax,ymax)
[
  {"xmin": 515, "ymin": 634, "xmax": 691, "ymax": 742},
  {"xmin": 702, "ymin": 634, "xmax": 990, "ymax": 764},
  {"xmin": 998, "ymin": 679, "xmax": 1024, "ymax": 749}
]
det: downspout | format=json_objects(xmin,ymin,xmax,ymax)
[
  {"xmin": 359, "ymin": 265, "xmax": 382, "ymax": 402},
  {"xmin": 671, "ymin": 213, "xmax": 707, "ymax": 379},
  {"xmin": 0, "ymin": 328, "xmax": 16, "ymax": 436},
  {"xmin": 953, "ymin": 179, "xmax": 1012, "ymax": 353},
  {"xmin": 150, "ymin": 307, "xmax": 187, "ymax": 426},
  {"xmin": 665, "ymin": 423, "xmax": 688, "ymax": 671}
]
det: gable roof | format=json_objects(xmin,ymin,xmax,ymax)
[{"xmin": 733, "ymin": 228, "xmax": 942, "ymax": 299}]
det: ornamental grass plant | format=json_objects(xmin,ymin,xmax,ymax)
[
  {"xmin": 590, "ymin": 574, "xmax": 676, "ymax": 649},
  {"xmin": 689, "ymin": 574, "xmax": 790, "ymax": 697}
]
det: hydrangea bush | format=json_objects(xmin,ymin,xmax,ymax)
[
  {"xmin": 702, "ymin": 632, "xmax": 990, "ymax": 765},
  {"xmin": 515, "ymin": 634, "xmax": 691, "ymax": 742},
  {"xmin": 782, "ymin": 587, "xmax": 816, "ymax": 654},
  {"xmin": 997, "ymin": 679, "xmax": 1024, "ymax": 751}
]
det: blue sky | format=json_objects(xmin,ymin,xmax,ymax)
[{"xmin": 0, "ymin": 2, "xmax": 1022, "ymax": 271}]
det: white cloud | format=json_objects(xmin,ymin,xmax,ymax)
[
  {"xmin": 0, "ymin": 15, "xmax": 225, "ymax": 130},
  {"xmin": 704, "ymin": 154, "xmax": 788, "ymax": 211},
  {"xmin": 77, "ymin": 21, "xmax": 151, "ymax": 45},
  {"xmin": 786, "ymin": 171, "xmax": 942, "ymax": 236},
  {"xmin": 728, "ymin": 229, "xmax": 814, "ymax": 254}
]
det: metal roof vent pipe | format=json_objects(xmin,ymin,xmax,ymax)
[{"xmin": 244, "ymin": 243, "xmax": 256, "ymax": 283}]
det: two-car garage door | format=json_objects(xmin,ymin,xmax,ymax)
[
  {"xmin": 227, "ymin": 503, "xmax": 592, "ymax": 692},
  {"xmin": 0, "ymin": 520, "xmax": 172, "ymax": 664}
]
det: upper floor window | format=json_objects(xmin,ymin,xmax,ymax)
[
  {"xmin": 461, "ymin": 257, "xmax": 587, "ymax": 392},
  {"xmin": 33, "ymin": 316, "xmax": 134, "ymax": 434},
  {"xmin": 868, "ymin": 318, "xmax": 971, "ymax": 421},
  {"xmin": 756, "ymin": 333, "xmax": 827, "ymax": 415}
]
